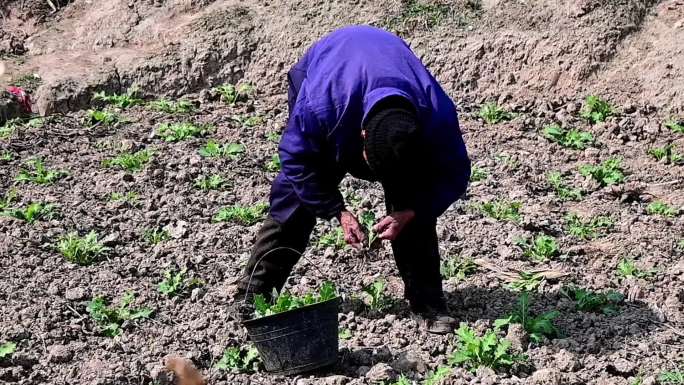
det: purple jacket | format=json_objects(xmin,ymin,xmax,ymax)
[{"xmin": 270, "ymin": 26, "xmax": 470, "ymax": 223}]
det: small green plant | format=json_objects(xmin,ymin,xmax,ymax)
[
  {"xmin": 1, "ymin": 151, "xmax": 13, "ymax": 161},
  {"xmin": 318, "ymin": 227, "xmax": 347, "ymax": 250},
  {"xmin": 0, "ymin": 341, "xmax": 16, "ymax": 360},
  {"xmin": 213, "ymin": 83, "xmax": 254, "ymax": 105},
  {"xmin": 664, "ymin": 118, "xmax": 684, "ymax": 134},
  {"xmin": 386, "ymin": 375, "xmax": 412, "ymax": 385},
  {"xmin": 93, "ymin": 89, "xmax": 143, "ymax": 109},
  {"xmin": 565, "ymin": 213, "xmax": 613, "ymax": 239},
  {"xmin": 542, "ymin": 124, "xmax": 594, "ymax": 150},
  {"xmin": 198, "ymin": 140, "xmax": 244, "ymax": 160},
  {"xmin": 265, "ymin": 131, "xmax": 281, "ymax": 143},
  {"xmin": 2, "ymin": 202, "xmax": 57, "ymax": 224},
  {"xmin": 579, "ymin": 157, "xmax": 625, "ymax": 186},
  {"xmin": 515, "ymin": 234, "xmax": 559, "ymax": 262},
  {"xmin": 424, "ymin": 365, "xmax": 453, "ymax": 385},
  {"xmin": 477, "ymin": 200, "xmax": 522, "ymax": 223},
  {"xmin": 194, "ymin": 174, "xmax": 226, "ymax": 190},
  {"xmin": 215, "ymin": 345, "xmax": 260, "ymax": 373},
  {"xmin": 158, "ymin": 268, "xmax": 204, "ymax": 297},
  {"xmin": 479, "ymin": 102, "xmax": 512, "ymax": 124},
  {"xmin": 143, "ymin": 228, "xmax": 170, "ymax": 245},
  {"xmin": 659, "ymin": 370, "xmax": 684, "ymax": 384},
  {"xmin": 648, "ymin": 144, "xmax": 683, "ymax": 164},
  {"xmin": 57, "ymin": 231, "xmax": 108, "ymax": 265},
  {"xmin": 561, "ymin": 286, "xmax": 623, "ymax": 316},
  {"xmin": 616, "ymin": 258, "xmax": 656, "ymax": 280},
  {"xmin": 361, "ymin": 279, "xmax": 392, "ymax": 311},
  {"xmin": 253, "ymin": 281, "xmax": 337, "ymax": 318},
  {"xmin": 0, "ymin": 189, "xmax": 17, "ymax": 211},
  {"xmin": 0, "ymin": 118, "xmax": 20, "ymax": 139},
  {"xmin": 156, "ymin": 122, "xmax": 211, "ymax": 142},
  {"xmin": 580, "ymin": 95, "xmax": 614, "ymax": 124},
  {"xmin": 494, "ymin": 153, "xmax": 520, "ymax": 170},
  {"xmin": 547, "ymin": 171, "xmax": 583, "ymax": 201},
  {"xmin": 647, "ymin": 201, "xmax": 679, "ymax": 217},
  {"xmin": 441, "ymin": 255, "xmax": 477, "ymax": 281},
  {"xmin": 469, "ymin": 166, "xmax": 488, "ymax": 182},
  {"xmin": 359, "ymin": 211, "xmax": 379, "ymax": 247},
  {"xmin": 109, "ymin": 191, "xmax": 140, "ymax": 206},
  {"xmin": 85, "ymin": 109, "xmax": 120, "ymax": 126},
  {"xmin": 15, "ymin": 158, "xmax": 66, "ymax": 185},
  {"xmin": 148, "ymin": 99, "xmax": 194, "ymax": 114},
  {"xmin": 86, "ymin": 292, "xmax": 153, "ymax": 337},
  {"xmin": 338, "ymin": 328, "xmax": 352, "ymax": 341},
  {"xmin": 12, "ymin": 73, "xmax": 42, "ymax": 90},
  {"xmin": 233, "ymin": 114, "xmax": 264, "ymax": 127},
  {"xmin": 103, "ymin": 149, "xmax": 153, "ymax": 172},
  {"xmin": 213, "ymin": 203, "xmax": 268, "ymax": 225},
  {"xmin": 448, "ymin": 323, "xmax": 525, "ymax": 372},
  {"xmin": 496, "ymin": 292, "xmax": 559, "ymax": 344},
  {"xmin": 507, "ymin": 271, "xmax": 544, "ymax": 292},
  {"xmin": 264, "ymin": 154, "xmax": 281, "ymax": 172}
]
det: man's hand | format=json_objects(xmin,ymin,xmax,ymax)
[
  {"xmin": 339, "ymin": 210, "xmax": 365, "ymax": 249},
  {"xmin": 373, "ymin": 210, "xmax": 415, "ymax": 241}
]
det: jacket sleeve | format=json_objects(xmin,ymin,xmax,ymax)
[{"xmin": 278, "ymin": 99, "xmax": 345, "ymax": 220}]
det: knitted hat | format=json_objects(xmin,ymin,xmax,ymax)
[{"xmin": 364, "ymin": 105, "xmax": 421, "ymax": 182}]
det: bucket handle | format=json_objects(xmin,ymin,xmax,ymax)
[{"xmin": 243, "ymin": 246, "xmax": 329, "ymax": 303}]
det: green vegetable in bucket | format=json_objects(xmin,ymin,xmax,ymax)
[{"xmin": 252, "ymin": 281, "xmax": 338, "ymax": 319}]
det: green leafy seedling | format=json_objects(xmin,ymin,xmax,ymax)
[
  {"xmin": 507, "ymin": 271, "xmax": 544, "ymax": 292},
  {"xmin": 646, "ymin": 201, "xmax": 679, "ymax": 217},
  {"xmin": 198, "ymin": 140, "xmax": 244, "ymax": 160},
  {"xmin": 547, "ymin": 171, "xmax": 583, "ymax": 201},
  {"xmin": 0, "ymin": 189, "xmax": 18, "ymax": 211},
  {"xmin": 648, "ymin": 144, "xmax": 683, "ymax": 164},
  {"xmin": 580, "ymin": 95, "xmax": 614, "ymax": 124},
  {"xmin": 2, "ymin": 202, "xmax": 57, "ymax": 224},
  {"xmin": 93, "ymin": 89, "xmax": 143, "ymax": 109},
  {"xmin": 0, "ymin": 118, "xmax": 21, "ymax": 139},
  {"xmin": 213, "ymin": 83, "xmax": 254, "ymax": 105},
  {"xmin": 477, "ymin": 200, "xmax": 522, "ymax": 223},
  {"xmin": 194, "ymin": 174, "xmax": 226, "ymax": 190},
  {"xmin": 85, "ymin": 109, "xmax": 120, "ymax": 126},
  {"xmin": 441, "ymin": 255, "xmax": 477, "ymax": 281},
  {"xmin": 103, "ymin": 149, "xmax": 153, "ymax": 172},
  {"xmin": 143, "ymin": 228, "xmax": 170, "ymax": 245},
  {"xmin": 359, "ymin": 211, "xmax": 379, "ymax": 247},
  {"xmin": 424, "ymin": 365, "xmax": 452, "ymax": 385},
  {"xmin": 148, "ymin": 99, "xmax": 194, "ymax": 114},
  {"xmin": 664, "ymin": 119, "xmax": 684, "ymax": 134},
  {"xmin": 0, "ymin": 341, "xmax": 16, "ymax": 360},
  {"xmin": 213, "ymin": 203, "xmax": 268, "ymax": 225},
  {"xmin": 579, "ymin": 157, "xmax": 625, "ymax": 186},
  {"xmin": 264, "ymin": 154, "xmax": 281, "ymax": 172},
  {"xmin": 561, "ymin": 286, "xmax": 623, "ymax": 316},
  {"xmin": 109, "ymin": 191, "xmax": 140, "ymax": 206},
  {"xmin": 338, "ymin": 328, "xmax": 352, "ymax": 341},
  {"xmin": 616, "ymin": 258, "xmax": 656, "ymax": 280},
  {"xmin": 157, "ymin": 122, "xmax": 211, "ymax": 142},
  {"xmin": 362, "ymin": 279, "xmax": 392, "ymax": 311},
  {"xmin": 469, "ymin": 165, "xmax": 488, "ymax": 182},
  {"xmin": 318, "ymin": 227, "xmax": 347, "ymax": 250},
  {"xmin": 86, "ymin": 292, "xmax": 153, "ymax": 337},
  {"xmin": 232, "ymin": 114, "xmax": 264, "ymax": 127},
  {"xmin": 543, "ymin": 124, "xmax": 594, "ymax": 150},
  {"xmin": 265, "ymin": 131, "xmax": 281, "ymax": 143},
  {"xmin": 479, "ymin": 102, "xmax": 512, "ymax": 124},
  {"xmin": 515, "ymin": 234, "xmax": 559, "ymax": 262},
  {"xmin": 565, "ymin": 213, "xmax": 613, "ymax": 239},
  {"xmin": 659, "ymin": 370, "xmax": 684, "ymax": 384},
  {"xmin": 57, "ymin": 230, "xmax": 108, "ymax": 265},
  {"xmin": 215, "ymin": 345, "xmax": 261, "ymax": 373},
  {"xmin": 15, "ymin": 158, "xmax": 66, "ymax": 185},
  {"xmin": 158, "ymin": 268, "xmax": 204, "ymax": 297},
  {"xmin": 448, "ymin": 322, "xmax": 526, "ymax": 372},
  {"xmin": 496, "ymin": 292, "xmax": 560, "ymax": 344},
  {"xmin": 253, "ymin": 281, "xmax": 337, "ymax": 318},
  {"xmin": 386, "ymin": 375, "xmax": 412, "ymax": 385},
  {"xmin": 1, "ymin": 151, "xmax": 13, "ymax": 161}
]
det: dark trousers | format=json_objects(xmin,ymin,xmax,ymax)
[{"xmin": 237, "ymin": 205, "xmax": 445, "ymax": 313}]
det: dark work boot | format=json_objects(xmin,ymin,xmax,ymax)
[{"xmin": 409, "ymin": 297, "xmax": 457, "ymax": 335}]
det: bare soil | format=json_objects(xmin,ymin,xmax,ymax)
[{"xmin": 1, "ymin": 1, "xmax": 683, "ymax": 385}]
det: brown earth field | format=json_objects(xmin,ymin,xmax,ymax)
[{"xmin": 1, "ymin": 0, "xmax": 684, "ymax": 384}]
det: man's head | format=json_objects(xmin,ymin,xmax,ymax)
[{"xmin": 363, "ymin": 96, "xmax": 422, "ymax": 184}]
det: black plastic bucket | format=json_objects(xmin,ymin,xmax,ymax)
[{"xmin": 242, "ymin": 297, "xmax": 341, "ymax": 375}]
